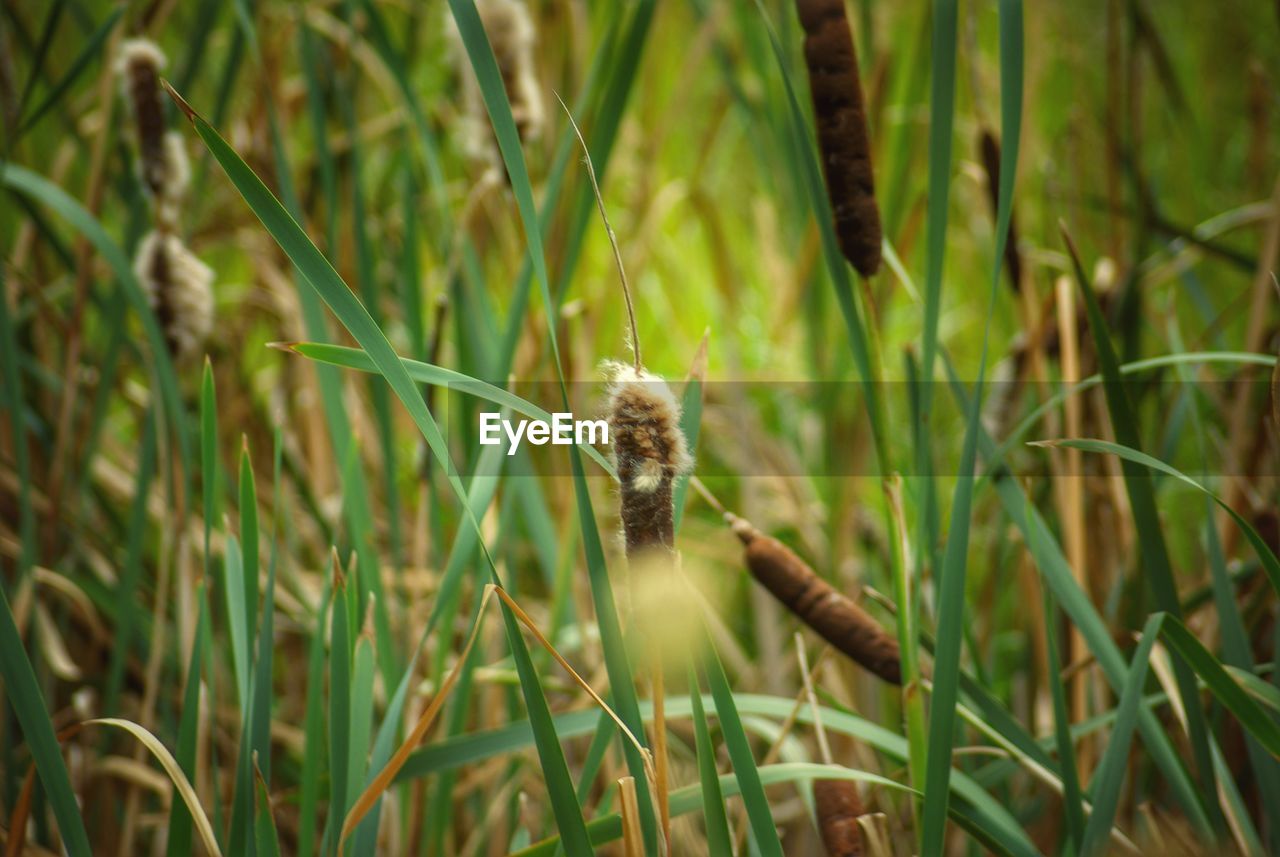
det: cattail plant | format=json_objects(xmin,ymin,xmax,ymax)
[
  {"xmin": 118, "ymin": 39, "xmax": 190, "ymax": 228},
  {"xmin": 978, "ymin": 127, "xmax": 1022, "ymax": 293},
  {"xmin": 133, "ymin": 231, "xmax": 214, "ymax": 360},
  {"xmin": 797, "ymin": 635, "xmax": 865, "ymax": 857},
  {"xmin": 448, "ymin": 0, "xmax": 545, "ymax": 172},
  {"xmin": 723, "ymin": 509, "xmax": 901, "ymax": 685},
  {"xmin": 796, "ymin": 0, "xmax": 882, "ymax": 277},
  {"xmin": 119, "ymin": 39, "xmax": 211, "ymax": 361},
  {"xmin": 607, "ymin": 363, "xmax": 693, "ymax": 557}
]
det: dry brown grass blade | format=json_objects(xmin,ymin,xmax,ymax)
[
  {"xmin": 86, "ymin": 717, "xmax": 221, "ymax": 856},
  {"xmin": 619, "ymin": 776, "xmax": 645, "ymax": 857},
  {"xmin": 339, "ymin": 584, "xmax": 654, "ymax": 848},
  {"xmin": 3, "ymin": 767, "xmax": 35, "ymax": 857}
]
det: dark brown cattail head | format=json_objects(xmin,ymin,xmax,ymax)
[
  {"xmin": 728, "ymin": 514, "xmax": 900, "ymax": 684},
  {"xmin": 813, "ymin": 779, "xmax": 864, "ymax": 857},
  {"xmin": 133, "ymin": 231, "xmax": 214, "ymax": 361},
  {"xmin": 606, "ymin": 364, "xmax": 692, "ymax": 557},
  {"xmin": 978, "ymin": 128, "xmax": 1022, "ymax": 292},
  {"xmin": 119, "ymin": 40, "xmax": 190, "ymax": 226},
  {"xmin": 796, "ymin": 0, "xmax": 882, "ymax": 278}
]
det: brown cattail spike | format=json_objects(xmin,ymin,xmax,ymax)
[
  {"xmin": 728, "ymin": 514, "xmax": 900, "ymax": 684},
  {"xmin": 814, "ymin": 779, "xmax": 865, "ymax": 857},
  {"xmin": 978, "ymin": 128, "xmax": 1022, "ymax": 292},
  {"xmin": 796, "ymin": 0, "xmax": 882, "ymax": 277},
  {"xmin": 607, "ymin": 364, "xmax": 693, "ymax": 557}
]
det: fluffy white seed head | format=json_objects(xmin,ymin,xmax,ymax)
[
  {"xmin": 446, "ymin": 0, "xmax": 544, "ymax": 170},
  {"xmin": 133, "ymin": 231, "xmax": 214, "ymax": 361},
  {"xmin": 605, "ymin": 362, "xmax": 693, "ymax": 493},
  {"xmin": 117, "ymin": 38, "xmax": 167, "ymax": 78}
]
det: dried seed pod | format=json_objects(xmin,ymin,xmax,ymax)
[
  {"xmin": 133, "ymin": 231, "xmax": 214, "ymax": 361},
  {"xmin": 448, "ymin": 0, "xmax": 545, "ymax": 171},
  {"xmin": 814, "ymin": 779, "xmax": 864, "ymax": 857},
  {"xmin": 606, "ymin": 364, "xmax": 693, "ymax": 557},
  {"xmin": 796, "ymin": 0, "xmax": 882, "ymax": 277},
  {"xmin": 728, "ymin": 514, "xmax": 900, "ymax": 684},
  {"xmin": 978, "ymin": 128, "xmax": 1023, "ymax": 292}
]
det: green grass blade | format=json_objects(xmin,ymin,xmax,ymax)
[
  {"xmin": 296, "ymin": 563, "xmax": 333, "ymax": 857},
  {"xmin": 1040, "ymin": 585, "xmax": 1085, "ymax": 851},
  {"xmin": 1064, "ymin": 232, "xmax": 1221, "ymax": 829},
  {"xmin": 287, "ymin": 343, "xmax": 616, "ymax": 478},
  {"xmin": 253, "ymin": 761, "xmax": 283, "ymax": 857},
  {"xmin": 1159, "ymin": 617, "xmax": 1280, "ymax": 757},
  {"xmin": 687, "ymin": 665, "xmax": 732, "ymax": 856},
  {"xmin": 166, "ymin": 582, "xmax": 210, "ymax": 857},
  {"xmin": 1044, "ymin": 438, "xmax": 1280, "ymax": 599},
  {"xmin": 922, "ymin": 3, "xmax": 1022, "ymax": 851},
  {"xmin": 0, "ymin": 587, "xmax": 92, "ymax": 856},
  {"xmin": 1080, "ymin": 613, "xmax": 1163, "ymax": 855},
  {"xmin": 942, "ymin": 352, "xmax": 1213, "ymax": 833},
  {"xmin": 326, "ymin": 566, "xmax": 352, "ymax": 856},
  {"xmin": 106, "ymin": 405, "xmax": 158, "ymax": 712},
  {"xmin": 19, "ymin": 6, "xmax": 123, "ymax": 135},
  {"xmin": 701, "ymin": 635, "xmax": 784, "ymax": 857}
]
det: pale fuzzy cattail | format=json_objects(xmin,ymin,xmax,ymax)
[
  {"xmin": 133, "ymin": 231, "xmax": 214, "ymax": 361},
  {"xmin": 727, "ymin": 513, "xmax": 901, "ymax": 684},
  {"xmin": 814, "ymin": 779, "xmax": 865, "ymax": 857},
  {"xmin": 118, "ymin": 39, "xmax": 189, "ymax": 226},
  {"xmin": 447, "ymin": 0, "xmax": 545, "ymax": 170},
  {"xmin": 796, "ymin": 0, "xmax": 882, "ymax": 277},
  {"xmin": 605, "ymin": 363, "xmax": 693, "ymax": 557}
]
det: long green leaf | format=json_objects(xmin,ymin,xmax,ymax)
[
  {"xmin": 1064, "ymin": 230, "xmax": 1221, "ymax": 830},
  {"xmin": 1080, "ymin": 614, "xmax": 1162, "ymax": 855}
]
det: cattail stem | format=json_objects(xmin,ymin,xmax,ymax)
[
  {"xmin": 796, "ymin": 0, "xmax": 882, "ymax": 277},
  {"xmin": 559, "ymin": 94, "xmax": 641, "ymax": 371},
  {"xmin": 726, "ymin": 512, "xmax": 900, "ymax": 685}
]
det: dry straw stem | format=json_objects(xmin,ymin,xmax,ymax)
[
  {"xmin": 726, "ymin": 512, "xmax": 901, "ymax": 685},
  {"xmin": 795, "ymin": 0, "xmax": 882, "ymax": 277}
]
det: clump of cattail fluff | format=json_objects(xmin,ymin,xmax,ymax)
[
  {"xmin": 727, "ymin": 513, "xmax": 900, "ymax": 684},
  {"xmin": 606, "ymin": 363, "xmax": 693, "ymax": 557},
  {"xmin": 118, "ymin": 39, "xmax": 190, "ymax": 227},
  {"xmin": 119, "ymin": 39, "xmax": 212, "ymax": 361},
  {"xmin": 796, "ymin": 0, "xmax": 882, "ymax": 277},
  {"xmin": 978, "ymin": 127, "xmax": 1023, "ymax": 293},
  {"xmin": 133, "ymin": 231, "xmax": 214, "ymax": 361},
  {"xmin": 814, "ymin": 779, "xmax": 865, "ymax": 856},
  {"xmin": 447, "ymin": 0, "xmax": 545, "ymax": 172}
]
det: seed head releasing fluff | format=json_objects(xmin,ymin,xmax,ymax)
[
  {"xmin": 118, "ymin": 39, "xmax": 190, "ymax": 226},
  {"xmin": 447, "ymin": 0, "xmax": 545, "ymax": 171},
  {"xmin": 133, "ymin": 231, "xmax": 214, "ymax": 361},
  {"xmin": 118, "ymin": 39, "xmax": 212, "ymax": 361},
  {"xmin": 606, "ymin": 363, "xmax": 693, "ymax": 557}
]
